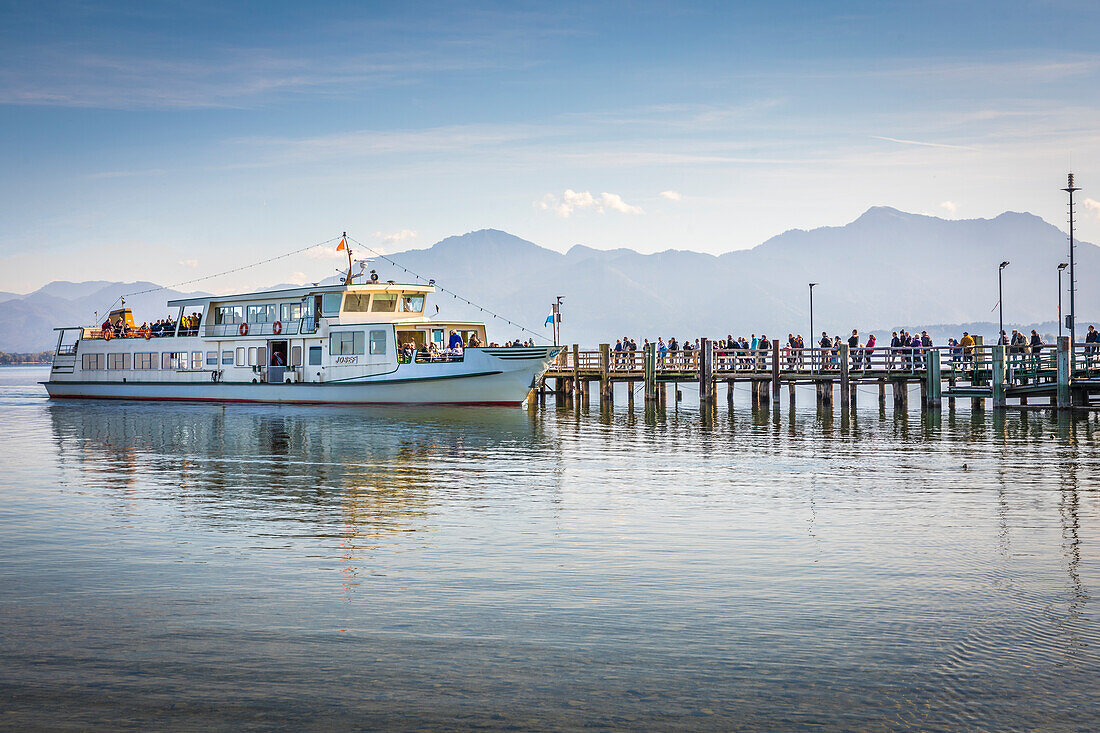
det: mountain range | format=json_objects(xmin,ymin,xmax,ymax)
[{"xmin": 2, "ymin": 207, "xmax": 1096, "ymax": 352}]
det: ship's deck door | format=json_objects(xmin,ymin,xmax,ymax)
[{"xmin": 268, "ymin": 340, "xmax": 288, "ymax": 383}]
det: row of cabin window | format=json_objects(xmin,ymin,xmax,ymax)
[
  {"xmin": 330, "ymin": 329, "xmax": 387, "ymax": 356},
  {"xmin": 213, "ymin": 294, "xmax": 424, "ymax": 325},
  {"xmin": 82, "ymin": 347, "xmax": 311, "ymax": 371},
  {"xmin": 214, "ymin": 303, "xmax": 302, "ymax": 325},
  {"xmin": 79, "ymin": 334, "xmax": 384, "ymax": 372}
]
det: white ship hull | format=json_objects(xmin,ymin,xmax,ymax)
[{"xmin": 45, "ymin": 347, "xmax": 559, "ymax": 406}]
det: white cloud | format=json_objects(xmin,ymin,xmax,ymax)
[
  {"xmin": 373, "ymin": 229, "xmax": 418, "ymax": 244},
  {"xmin": 178, "ymin": 258, "xmax": 198, "ymax": 267},
  {"xmin": 1083, "ymin": 198, "xmax": 1100, "ymax": 218},
  {"xmin": 537, "ymin": 189, "xmax": 643, "ymax": 217},
  {"xmin": 304, "ymin": 244, "xmax": 347, "ymax": 260},
  {"xmin": 659, "ymin": 190, "xmax": 682, "ymax": 201},
  {"xmin": 874, "ymin": 136, "xmax": 976, "ymax": 150},
  {"xmin": 939, "ymin": 201, "xmax": 958, "ymax": 215}
]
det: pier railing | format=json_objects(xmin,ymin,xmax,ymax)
[{"xmin": 543, "ymin": 337, "xmax": 1097, "ymax": 409}]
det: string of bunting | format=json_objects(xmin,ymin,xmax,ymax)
[
  {"xmin": 92, "ymin": 235, "xmax": 344, "ymax": 320},
  {"xmin": 347, "ymin": 234, "xmax": 550, "ymax": 343}
]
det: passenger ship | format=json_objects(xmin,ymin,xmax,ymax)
[{"xmin": 44, "ymin": 281, "xmax": 560, "ymax": 406}]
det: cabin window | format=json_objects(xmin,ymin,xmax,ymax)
[
  {"xmin": 134, "ymin": 353, "xmax": 157, "ymax": 370},
  {"xmin": 206, "ymin": 351, "xmax": 219, "ymax": 366},
  {"xmin": 257, "ymin": 347, "xmax": 267, "ymax": 365},
  {"xmin": 330, "ymin": 331, "xmax": 365, "ymax": 355},
  {"xmin": 291, "ymin": 346, "xmax": 302, "ymax": 366},
  {"xmin": 248, "ymin": 347, "xmax": 258, "ymax": 366},
  {"xmin": 246, "ymin": 304, "xmax": 276, "ymax": 323},
  {"xmin": 280, "ymin": 303, "xmax": 303, "ymax": 322},
  {"xmin": 222, "ymin": 350, "xmax": 234, "ymax": 365},
  {"xmin": 308, "ymin": 346, "xmax": 322, "ymax": 365},
  {"xmin": 343, "ymin": 293, "xmax": 371, "ymax": 312},
  {"xmin": 401, "ymin": 295, "xmax": 425, "ymax": 313},
  {"xmin": 191, "ymin": 351, "xmax": 203, "ymax": 370},
  {"xmin": 321, "ymin": 293, "xmax": 342, "ymax": 315},
  {"xmin": 107, "ymin": 353, "xmax": 131, "ymax": 370},
  {"xmin": 371, "ymin": 293, "xmax": 397, "ymax": 312},
  {"xmin": 369, "ymin": 330, "xmax": 387, "ymax": 355},
  {"xmin": 431, "ymin": 329, "xmax": 444, "ymax": 348},
  {"xmin": 215, "ymin": 305, "xmax": 244, "ymax": 325},
  {"xmin": 234, "ymin": 348, "xmax": 245, "ymax": 366},
  {"xmin": 82, "ymin": 353, "xmax": 105, "ymax": 370}
]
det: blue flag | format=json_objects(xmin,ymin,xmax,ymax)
[{"xmin": 544, "ymin": 310, "xmax": 554, "ymax": 327}]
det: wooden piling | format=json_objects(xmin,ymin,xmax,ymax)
[
  {"xmin": 925, "ymin": 349, "xmax": 942, "ymax": 409},
  {"xmin": 892, "ymin": 379, "xmax": 908, "ymax": 409},
  {"xmin": 788, "ymin": 381, "xmax": 796, "ymax": 405},
  {"xmin": 598, "ymin": 343, "xmax": 612, "ymax": 405},
  {"xmin": 878, "ymin": 380, "xmax": 886, "ymax": 407},
  {"xmin": 839, "ymin": 344, "xmax": 851, "ymax": 408},
  {"xmin": 643, "ymin": 343, "xmax": 657, "ymax": 403},
  {"xmin": 1056, "ymin": 336, "xmax": 1071, "ymax": 408},
  {"xmin": 699, "ymin": 338, "xmax": 713, "ymax": 404},
  {"xmin": 771, "ymin": 340, "xmax": 781, "ymax": 400},
  {"xmin": 991, "ymin": 345, "xmax": 1006, "ymax": 409}
]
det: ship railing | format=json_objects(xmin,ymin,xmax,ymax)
[{"xmin": 204, "ymin": 320, "xmax": 304, "ymax": 338}]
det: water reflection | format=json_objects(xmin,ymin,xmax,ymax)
[{"xmin": 0, "ymin": 373, "xmax": 1094, "ymax": 730}]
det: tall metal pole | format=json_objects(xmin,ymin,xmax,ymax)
[
  {"xmin": 809, "ymin": 282, "xmax": 817, "ymax": 371},
  {"xmin": 998, "ymin": 265, "xmax": 1004, "ymax": 341},
  {"xmin": 1063, "ymin": 174, "xmax": 1080, "ymax": 357},
  {"xmin": 1058, "ymin": 263, "xmax": 1068, "ymax": 339}
]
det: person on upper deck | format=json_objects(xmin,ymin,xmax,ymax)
[{"xmin": 448, "ymin": 330, "xmax": 464, "ymax": 349}]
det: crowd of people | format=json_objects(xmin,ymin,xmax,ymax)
[
  {"xmin": 98, "ymin": 313, "xmax": 199, "ymax": 339},
  {"xmin": 399, "ymin": 329, "xmax": 497, "ymax": 363},
  {"xmin": 598, "ymin": 325, "xmax": 1100, "ymax": 372}
]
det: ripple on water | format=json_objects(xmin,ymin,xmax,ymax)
[{"xmin": 0, "ymin": 368, "xmax": 1098, "ymax": 730}]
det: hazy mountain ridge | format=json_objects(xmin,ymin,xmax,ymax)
[
  {"xmin": 0, "ymin": 281, "xmax": 211, "ymax": 352},
  {"xmin": 4, "ymin": 207, "xmax": 1096, "ymax": 351}
]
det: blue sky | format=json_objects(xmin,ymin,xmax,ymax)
[{"xmin": 2, "ymin": 0, "xmax": 1099, "ymax": 293}]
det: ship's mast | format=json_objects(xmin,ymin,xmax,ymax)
[{"xmin": 343, "ymin": 231, "xmax": 354, "ymax": 285}]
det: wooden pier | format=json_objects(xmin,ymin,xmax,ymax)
[{"xmin": 539, "ymin": 337, "xmax": 1100, "ymax": 411}]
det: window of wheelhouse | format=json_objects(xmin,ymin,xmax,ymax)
[
  {"xmin": 321, "ymin": 293, "xmax": 342, "ymax": 316},
  {"xmin": 371, "ymin": 293, "xmax": 397, "ymax": 312},
  {"xmin": 343, "ymin": 293, "xmax": 371, "ymax": 312},
  {"xmin": 400, "ymin": 294, "xmax": 424, "ymax": 313}
]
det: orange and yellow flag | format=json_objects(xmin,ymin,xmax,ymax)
[{"xmin": 336, "ymin": 237, "xmax": 346, "ymax": 252}]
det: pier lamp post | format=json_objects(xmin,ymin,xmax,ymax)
[
  {"xmin": 1063, "ymin": 174, "xmax": 1080, "ymax": 358},
  {"xmin": 809, "ymin": 282, "xmax": 818, "ymax": 371},
  {"xmin": 998, "ymin": 261, "xmax": 1010, "ymax": 343},
  {"xmin": 553, "ymin": 295, "xmax": 563, "ymax": 346},
  {"xmin": 1058, "ymin": 263, "xmax": 1068, "ymax": 339}
]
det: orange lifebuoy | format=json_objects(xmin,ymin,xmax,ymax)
[
  {"xmin": 143, "ymin": 330, "xmax": 152, "ymax": 340},
  {"xmin": 239, "ymin": 323, "xmax": 249, "ymax": 336},
  {"xmin": 103, "ymin": 330, "xmax": 113, "ymax": 341},
  {"xmin": 272, "ymin": 320, "xmax": 283, "ymax": 335}
]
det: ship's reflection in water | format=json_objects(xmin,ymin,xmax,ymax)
[{"xmin": 1, "ymin": 372, "xmax": 1099, "ymax": 731}]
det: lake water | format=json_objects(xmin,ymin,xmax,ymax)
[{"xmin": 1, "ymin": 365, "xmax": 1098, "ymax": 731}]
